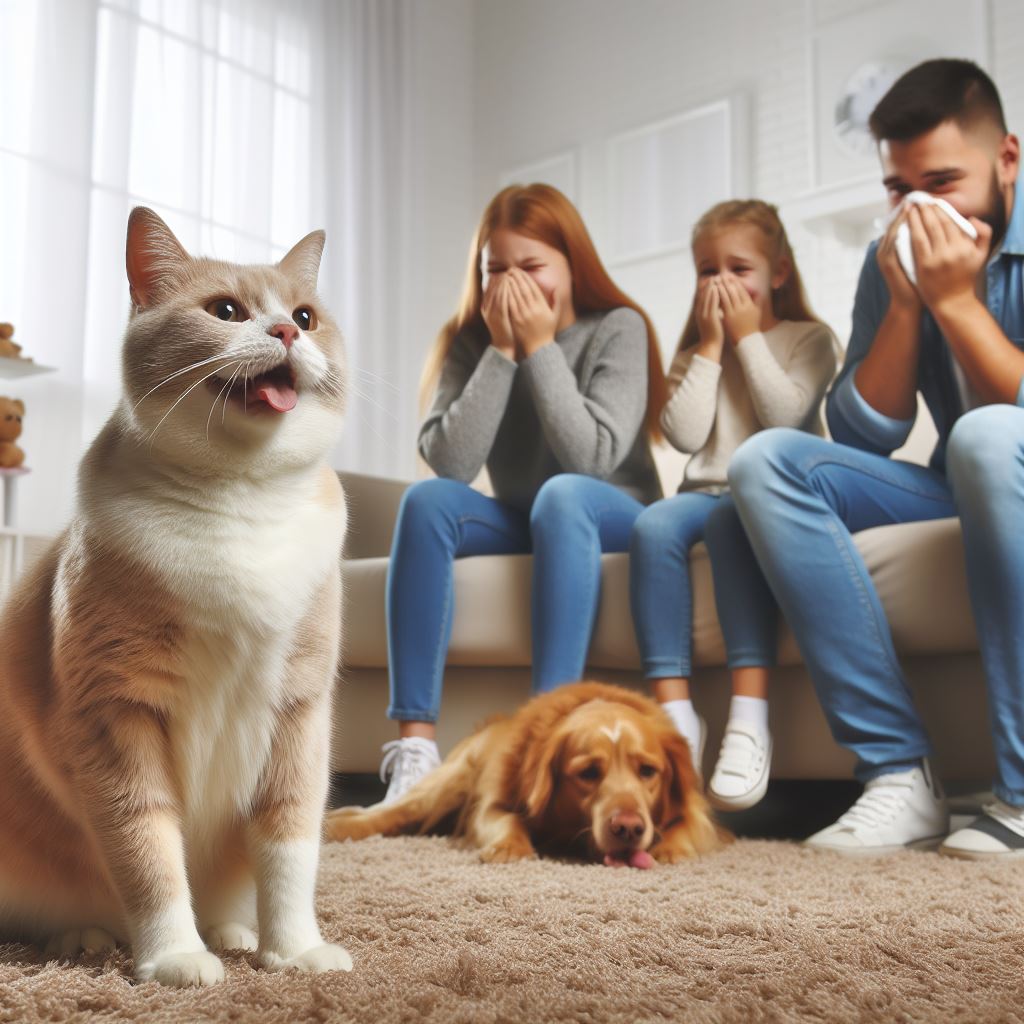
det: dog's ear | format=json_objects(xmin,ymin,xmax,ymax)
[
  {"xmin": 522, "ymin": 729, "xmax": 565, "ymax": 821},
  {"xmin": 658, "ymin": 726, "xmax": 700, "ymax": 825},
  {"xmin": 657, "ymin": 724, "xmax": 724, "ymax": 853}
]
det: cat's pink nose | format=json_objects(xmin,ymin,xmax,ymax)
[{"xmin": 270, "ymin": 323, "xmax": 298, "ymax": 349}]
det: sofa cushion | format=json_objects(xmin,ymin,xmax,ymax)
[{"xmin": 341, "ymin": 516, "xmax": 976, "ymax": 671}]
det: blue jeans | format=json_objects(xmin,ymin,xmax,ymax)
[
  {"xmin": 386, "ymin": 474, "xmax": 644, "ymax": 721},
  {"xmin": 728, "ymin": 407, "xmax": 1024, "ymax": 805},
  {"xmin": 629, "ymin": 492, "xmax": 778, "ymax": 679}
]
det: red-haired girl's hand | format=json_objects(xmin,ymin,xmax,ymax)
[
  {"xmin": 717, "ymin": 277, "xmax": 761, "ymax": 345},
  {"xmin": 482, "ymin": 276, "xmax": 517, "ymax": 359},
  {"xmin": 506, "ymin": 268, "xmax": 558, "ymax": 357},
  {"xmin": 695, "ymin": 278, "xmax": 725, "ymax": 358}
]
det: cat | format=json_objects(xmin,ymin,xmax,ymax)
[{"xmin": 0, "ymin": 208, "xmax": 352, "ymax": 987}]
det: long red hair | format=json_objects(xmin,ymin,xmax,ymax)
[{"xmin": 420, "ymin": 184, "xmax": 667, "ymax": 439}]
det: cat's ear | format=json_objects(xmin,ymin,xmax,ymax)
[
  {"xmin": 278, "ymin": 230, "xmax": 326, "ymax": 291},
  {"xmin": 126, "ymin": 207, "xmax": 191, "ymax": 309}
]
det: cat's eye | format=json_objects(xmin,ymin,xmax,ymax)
[
  {"xmin": 293, "ymin": 306, "xmax": 318, "ymax": 331},
  {"xmin": 205, "ymin": 298, "xmax": 247, "ymax": 323}
]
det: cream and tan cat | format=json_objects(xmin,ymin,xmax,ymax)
[{"xmin": 0, "ymin": 208, "xmax": 351, "ymax": 986}]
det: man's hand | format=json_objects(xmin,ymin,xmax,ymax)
[
  {"xmin": 910, "ymin": 203, "xmax": 992, "ymax": 317},
  {"xmin": 876, "ymin": 207, "xmax": 923, "ymax": 315}
]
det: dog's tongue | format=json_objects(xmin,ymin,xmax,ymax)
[
  {"xmin": 256, "ymin": 381, "xmax": 297, "ymax": 413},
  {"xmin": 603, "ymin": 850, "xmax": 655, "ymax": 870}
]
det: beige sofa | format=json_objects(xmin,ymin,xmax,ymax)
[{"xmin": 332, "ymin": 469, "xmax": 993, "ymax": 784}]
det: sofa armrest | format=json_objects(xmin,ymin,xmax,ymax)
[{"xmin": 338, "ymin": 471, "xmax": 411, "ymax": 559}]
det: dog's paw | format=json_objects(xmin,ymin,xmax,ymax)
[
  {"xmin": 260, "ymin": 943, "xmax": 353, "ymax": 974},
  {"xmin": 135, "ymin": 950, "xmax": 225, "ymax": 988},
  {"xmin": 323, "ymin": 808, "xmax": 377, "ymax": 842},
  {"xmin": 650, "ymin": 840, "xmax": 696, "ymax": 864},
  {"xmin": 44, "ymin": 927, "xmax": 119, "ymax": 959},
  {"xmin": 479, "ymin": 838, "xmax": 536, "ymax": 864},
  {"xmin": 203, "ymin": 922, "xmax": 258, "ymax": 952}
]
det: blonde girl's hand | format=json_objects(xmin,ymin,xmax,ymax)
[
  {"xmin": 717, "ymin": 276, "xmax": 762, "ymax": 345},
  {"xmin": 506, "ymin": 268, "xmax": 558, "ymax": 357},
  {"xmin": 695, "ymin": 278, "xmax": 725, "ymax": 358},
  {"xmin": 481, "ymin": 275, "xmax": 517, "ymax": 359}
]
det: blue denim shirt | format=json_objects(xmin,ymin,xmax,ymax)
[{"xmin": 826, "ymin": 180, "xmax": 1024, "ymax": 474}]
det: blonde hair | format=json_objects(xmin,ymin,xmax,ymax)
[
  {"xmin": 675, "ymin": 199, "xmax": 822, "ymax": 356},
  {"xmin": 420, "ymin": 183, "xmax": 667, "ymax": 439}
]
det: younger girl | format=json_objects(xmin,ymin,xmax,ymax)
[
  {"xmin": 629, "ymin": 200, "xmax": 837, "ymax": 810},
  {"xmin": 379, "ymin": 184, "xmax": 666, "ymax": 803}
]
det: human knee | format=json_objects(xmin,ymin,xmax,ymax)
[
  {"xmin": 529, "ymin": 474, "xmax": 591, "ymax": 533},
  {"xmin": 727, "ymin": 428, "xmax": 805, "ymax": 501},
  {"xmin": 947, "ymin": 406, "xmax": 1024, "ymax": 493},
  {"xmin": 395, "ymin": 477, "xmax": 467, "ymax": 533},
  {"xmin": 629, "ymin": 499, "xmax": 681, "ymax": 558}
]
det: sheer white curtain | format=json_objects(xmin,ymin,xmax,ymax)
[{"xmin": 0, "ymin": 0, "xmax": 416, "ymax": 536}]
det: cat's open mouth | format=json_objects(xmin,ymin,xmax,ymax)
[{"xmin": 209, "ymin": 362, "xmax": 298, "ymax": 414}]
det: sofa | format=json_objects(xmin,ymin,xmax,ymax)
[{"xmin": 331, "ymin": 466, "xmax": 993, "ymax": 784}]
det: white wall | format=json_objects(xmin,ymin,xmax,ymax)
[{"xmin": 471, "ymin": 0, "xmax": 1024, "ymax": 471}]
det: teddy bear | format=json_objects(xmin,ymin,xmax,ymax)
[
  {"xmin": 0, "ymin": 324, "xmax": 30, "ymax": 361},
  {"xmin": 0, "ymin": 397, "xmax": 26, "ymax": 468}
]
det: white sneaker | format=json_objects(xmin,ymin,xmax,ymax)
[
  {"xmin": 707, "ymin": 722, "xmax": 772, "ymax": 811},
  {"xmin": 939, "ymin": 799, "xmax": 1024, "ymax": 860},
  {"xmin": 805, "ymin": 760, "xmax": 948, "ymax": 855},
  {"xmin": 378, "ymin": 737, "xmax": 441, "ymax": 805}
]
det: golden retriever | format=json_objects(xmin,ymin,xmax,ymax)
[{"xmin": 325, "ymin": 682, "xmax": 726, "ymax": 867}]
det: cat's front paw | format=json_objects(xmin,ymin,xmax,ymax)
[
  {"xmin": 203, "ymin": 922, "xmax": 258, "ymax": 952},
  {"xmin": 45, "ymin": 927, "xmax": 119, "ymax": 958},
  {"xmin": 259, "ymin": 943, "xmax": 353, "ymax": 974},
  {"xmin": 136, "ymin": 950, "xmax": 225, "ymax": 987}
]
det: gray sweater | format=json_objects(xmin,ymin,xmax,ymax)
[{"xmin": 419, "ymin": 308, "xmax": 662, "ymax": 510}]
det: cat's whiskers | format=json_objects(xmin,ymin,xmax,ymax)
[
  {"xmin": 148, "ymin": 361, "xmax": 238, "ymax": 450},
  {"xmin": 221, "ymin": 363, "xmax": 245, "ymax": 426},
  {"xmin": 132, "ymin": 353, "xmax": 229, "ymax": 414},
  {"xmin": 205, "ymin": 361, "xmax": 244, "ymax": 441}
]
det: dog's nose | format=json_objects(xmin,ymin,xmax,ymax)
[{"xmin": 609, "ymin": 811, "xmax": 645, "ymax": 842}]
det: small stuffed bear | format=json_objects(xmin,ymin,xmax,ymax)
[
  {"xmin": 0, "ymin": 324, "xmax": 29, "ymax": 361},
  {"xmin": 0, "ymin": 397, "xmax": 26, "ymax": 468}
]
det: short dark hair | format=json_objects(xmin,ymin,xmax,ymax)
[{"xmin": 869, "ymin": 58, "xmax": 1007, "ymax": 142}]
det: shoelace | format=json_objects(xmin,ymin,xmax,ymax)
[
  {"xmin": 715, "ymin": 727, "xmax": 766, "ymax": 780},
  {"xmin": 836, "ymin": 779, "xmax": 914, "ymax": 831},
  {"xmin": 379, "ymin": 739, "xmax": 434, "ymax": 788}
]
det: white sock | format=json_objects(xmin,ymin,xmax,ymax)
[
  {"xmin": 727, "ymin": 695, "xmax": 769, "ymax": 733},
  {"xmin": 661, "ymin": 699, "xmax": 704, "ymax": 755}
]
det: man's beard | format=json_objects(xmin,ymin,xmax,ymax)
[{"xmin": 979, "ymin": 167, "xmax": 1008, "ymax": 252}]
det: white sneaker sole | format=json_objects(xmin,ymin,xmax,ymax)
[
  {"xmin": 805, "ymin": 833, "xmax": 946, "ymax": 856},
  {"xmin": 938, "ymin": 843, "xmax": 1024, "ymax": 861}
]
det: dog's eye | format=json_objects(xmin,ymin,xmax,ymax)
[
  {"xmin": 638, "ymin": 764, "xmax": 658, "ymax": 779},
  {"xmin": 578, "ymin": 764, "xmax": 601, "ymax": 782}
]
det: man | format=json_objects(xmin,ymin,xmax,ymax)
[{"xmin": 728, "ymin": 58, "xmax": 1024, "ymax": 856}]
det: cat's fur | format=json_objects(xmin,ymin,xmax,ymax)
[{"xmin": 0, "ymin": 208, "xmax": 351, "ymax": 986}]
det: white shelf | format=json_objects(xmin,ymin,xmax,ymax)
[
  {"xmin": 781, "ymin": 176, "xmax": 888, "ymax": 246},
  {"xmin": 0, "ymin": 356, "xmax": 56, "ymax": 379}
]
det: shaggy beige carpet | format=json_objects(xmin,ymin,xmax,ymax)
[{"xmin": 2, "ymin": 836, "xmax": 1023, "ymax": 1023}]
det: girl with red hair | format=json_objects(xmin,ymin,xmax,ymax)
[{"xmin": 377, "ymin": 184, "xmax": 666, "ymax": 803}]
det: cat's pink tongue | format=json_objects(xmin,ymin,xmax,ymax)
[
  {"xmin": 603, "ymin": 850, "xmax": 655, "ymax": 870},
  {"xmin": 256, "ymin": 382, "xmax": 298, "ymax": 412}
]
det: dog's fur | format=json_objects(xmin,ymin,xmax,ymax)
[{"xmin": 325, "ymin": 682, "xmax": 726, "ymax": 864}]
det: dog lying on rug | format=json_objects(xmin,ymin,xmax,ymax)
[{"xmin": 325, "ymin": 682, "xmax": 727, "ymax": 867}]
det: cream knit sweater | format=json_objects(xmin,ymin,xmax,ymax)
[{"xmin": 661, "ymin": 320, "xmax": 837, "ymax": 494}]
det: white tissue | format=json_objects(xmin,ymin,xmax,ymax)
[{"xmin": 886, "ymin": 192, "xmax": 977, "ymax": 286}]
